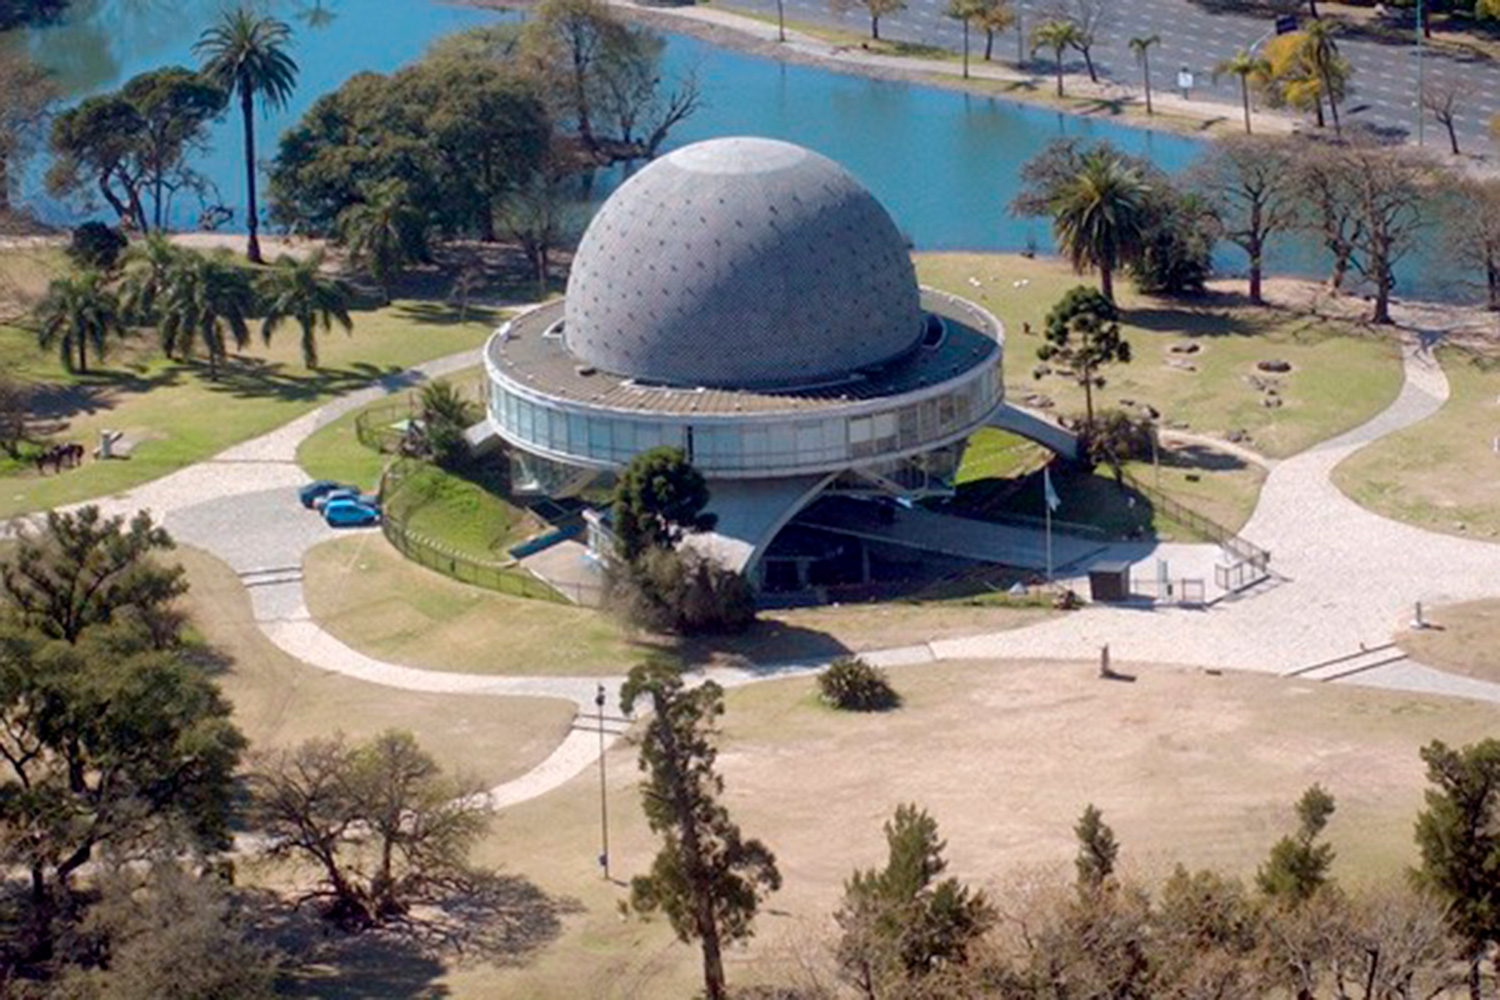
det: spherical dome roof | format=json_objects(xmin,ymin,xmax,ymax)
[{"xmin": 564, "ymin": 137, "xmax": 922, "ymax": 389}]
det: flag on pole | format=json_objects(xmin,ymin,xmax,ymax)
[{"xmin": 1043, "ymin": 466, "xmax": 1061, "ymax": 513}]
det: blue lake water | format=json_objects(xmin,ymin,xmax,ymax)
[{"xmin": 7, "ymin": 0, "xmax": 1455, "ymax": 299}]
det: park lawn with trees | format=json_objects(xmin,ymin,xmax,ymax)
[
  {"xmin": 175, "ymin": 545, "xmax": 575, "ymax": 787},
  {"xmin": 429, "ymin": 657, "xmax": 1500, "ymax": 997},
  {"xmin": 0, "ymin": 275, "xmax": 497, "ymax": 518},
  {"xmin": 1333, "ymin": 348, "xmax": 1500, "ymax": 541},
  {"xmin": 915, "ymin": 252, "xmax": 1403, "ymax": 459}
]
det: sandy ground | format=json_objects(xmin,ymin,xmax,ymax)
[{"xmin": 1397, "ymin": 598, "xmax": 1500, "ymax": 684}]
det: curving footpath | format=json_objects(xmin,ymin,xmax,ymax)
[{"xmin": 10, "ymin": 336, "xmax": 1500, "ymax": 812}]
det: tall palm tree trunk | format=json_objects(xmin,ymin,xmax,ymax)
[
  {"xmin": 240, "ymin": 88, "xmax": 263, "ymax": 264},
  {"xmin": 776, "ymin": 0, "xmax": 786, "ymax": 40},
  {"xmin": 77, "ymin": 333, "xmax": 88, "ymax": 374},
  {"xmin": 984, "ymin": 28, "xmax": 994, "ymax": 60},
  {"xmin": 961, "ymin": 20, "xmax": 970, "ymax": 78},
  {"xmin": 1240, "ymin": 77, "xmax": 1253, "ymax": 133},
  {"xmin": 1099, "ymin": 262, "xmax": 1114, "ymax": 304},
  {"xmin": 1054, "ymin": 48, "xmax": 1065, "ymax": 96},
  {"xmin": 1142, "ymin": 54, "xmax": 1153, "ymax": 115},
  {"xmin": 871, "ymin": 13, "xmax": 880, "ymax": 39},
  {"xmin": 1321, "ymin": 66, "xmax": 1341, "ymax": 136}
]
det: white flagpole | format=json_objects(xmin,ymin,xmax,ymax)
[{"xmin": 1045, "ymin": 471, "xmax": 1054, "ymax": 584}]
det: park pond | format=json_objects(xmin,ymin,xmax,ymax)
[{"xmin": 4, "ymin": 0, "xmax": 1464, "ymax": 301}]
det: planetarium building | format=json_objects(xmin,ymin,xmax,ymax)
[{"xmin": 483, "ymin": 137, "xmax": 1048, "ymax": 592}]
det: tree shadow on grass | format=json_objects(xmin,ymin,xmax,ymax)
[
  {"xmin": 26, "ymin": 368, "xmax": 182, "ymax": 425},
  {"xmin": 670, "ymin": 619, "xmax": 854, "ymax": 672},
  {"xmin": 197, "ymin": 357, "xmax": 406, "ymax": 405},
  {"xmin": 1122, "ymin": 301, "xmax": 1274, "ymax": 338},
  {"xmin": 393, "ymin": 300, "xmax": 502, "ymax": 329},
  {"xmin": 259, "ymin": 874, "xmax": 578, "ymax": 1000}
]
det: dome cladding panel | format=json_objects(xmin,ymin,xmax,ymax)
[{"xmin": 564, "ymin": 138, "xmax": 922, "ymax": 389}]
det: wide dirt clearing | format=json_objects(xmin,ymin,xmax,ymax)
[{"xmin": 429, "ymin": 658, "xmax": 1500, "ymax": 998}]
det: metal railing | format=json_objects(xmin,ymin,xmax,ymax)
[
  {"xmin": 1118, "ymin": 468, "xmax": 1271, "ymax": 571},
  {"xmin": 353, "ymin": 399, "xmax": 416, "ymax": 454},
  {"xmin": 377, "ymin": 455, "xmax": 574, "ymax": 604},
  {"xmin": 1131, "ymin": 576, "xmax": 1207, "ymax": 607}
]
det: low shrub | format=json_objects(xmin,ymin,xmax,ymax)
[
  {"xmin": 818, "ymin": 656, "xmax": 900, "ymax": 712},
  {"xmin": 607, "ymin": 547, "xmax": 756, "ymax": 636}
]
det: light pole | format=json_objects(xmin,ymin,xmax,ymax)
[
  {"xmin": 595, "ymin": 683, "xmax": 610, "ymax": 880},
  {"xmin": 1416, "ymin": 0, "xmax": 1426, "ymax": 146}
]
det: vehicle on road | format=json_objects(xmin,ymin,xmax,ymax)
[
  {"xmin": 315, "ymin": 487, "xmax": 380, "ymax": 510},
  {"xmin": 299, "ymin": 480, "xmax": 356, "ymax": 509},
  {"xmin": 323, "ymin": 497, "xmax": 381, "ymax": 527}
]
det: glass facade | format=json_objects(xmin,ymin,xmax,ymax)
[{"xmin": 489, "ymin": 362, "xmax": 1000, "ymax": 477}]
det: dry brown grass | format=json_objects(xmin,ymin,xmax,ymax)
[
  {"xmin": 176, "ymin": 545, "xmax": 576, "ymax": 787},
  {"xmin": 1397, "ymin": 598, "xmax": 1500, "ymax": 683},
  {"xmin": 430, "ymin": 658, "xmax": 1500, "ymax": 997}
]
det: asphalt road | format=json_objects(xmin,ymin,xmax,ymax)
[{"xmin": 727, "ymin": 0, "xmax": 1500, "ymax": 151}]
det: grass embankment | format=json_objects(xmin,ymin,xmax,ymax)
[
  {"xmin": 0, "ymin": 247, "xmax": 496, "ymax": 518},
  {"xmin": 1333, "ymin": 348, "xmax": 1500, "ymax": 541},
  {"xmin": 918, "ymin": 253, "xmax": 1402, "ymax": 537},
  {"xmin": 175, "ymin": 545, "xmax": 575, "ymax": 787},
  {"xmin": 435, "ymin": 658, "xmax": 1500, "ymax": 997}
]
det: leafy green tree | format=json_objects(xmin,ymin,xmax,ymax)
[
  {"xmin": 46, "ymin": 91, "xmax": 151, "ymax": 231},
  {"xmin": 250, "ymin": 729, "xmax": 491, "ymax": 929},
  {"xmin": 496, "ymin": 159, "xmax": 583, "ymax": 292},
  {"xmin": 0, "ymin": 506, "xmax": 187, "ymax": 647},
  {"xmin": 1074, "ymin": 803, "xmax": 1119, "ymax": 893},
  {"xmin": 1047, "ymin": 148, "xmax": 1151, "ymax": 303},
  {"xmin": 0, "ymin": 375, "xmax": 30, "ymax": 460},
  {"xmin": 1082, "ymin": 409, "xmax": 1156, "ymax": 483},
  {"xmin": 156, "ymin": 249, "xmax": 257, "ymax": 379},
  {"xmin": 610, "ymin": 446, "xmax": 717, "ymax": 564},
  {"xmin": 819, "ymin": 656, "xmax": 900, "ymax": 711},
  {"xmin": 1129, "ymin": 34, "xmax": 1159, "ymax": 115},
  {"xmin": 1032, "ymin": 19, "xmax": 1083, "ymax": 96},
  {"xmin": 1038, "ymin": 285, "xmax": 1130, "ymax": 429},
  {"xmin": 1132, "ymin": 186, "xmax": 1216, "ymax": 296},
  {"xmin": 1299, "ymin": 20, "xmax": 1346, "ymax": 136},
  {"xmin": 196, "ymin": 7, "xmax": 299, "ymax": 264},
  {"xmin": 1414, "ymin": 739, "xmax": 1500, "ymax": 998},
  {"xmin": 620, "ymin": 658, "xmax": 781, "ymax": 1000},
  {"xmin": 67, "ymin": 222, "xmax": 129, "ymax": 274},
  {"xmin": 120, "ymin": 67, "xmax": 227, "ymax": 230},
  {"xmin": 1256, "ymin": 784, "xmax": 1336, "ymax": 907},
  {"xmin": 338, "ymin": 180, "xmax": 427, "ymax": 305},
  {"xmin": 257, "ymin": 250, "xmax": 353, "ymax": 368},
  {"xmin": 0, "ymin": 632, "xmax": 244, "ymax": 959},
  {"xmin": 608, "ymin": 547, "xmax": 756, "ymax": 636},
  {"xmin": 1214, "ymin": 49, "xmax": 1270, "ymax": 135},
  {"xmin": 414, "ymin": 378, "xmax": 478, "ymax": 469},
  {"xmin": 34, "ymin": 270, "xmax": 127, "ymax": 374},
  {"xmin": 836, "ymin": 803, "xmax": 994, "ymax": 997}
]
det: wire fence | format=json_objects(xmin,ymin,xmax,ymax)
[
  {"xmin": 1119, "ymin": 468, "xmax": 1272, "ymax": 572},
  {"xmin": 354, "ymin": 399, "xmax": 417, "ymax": 455},
  {"xmin": 377, "ymin": 454, "xmax": 573, "ymax": 604}
]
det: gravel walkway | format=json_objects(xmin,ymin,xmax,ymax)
[{"xmin": 9, "ymin": 336, "xmax": 1500, "ymax": 812}]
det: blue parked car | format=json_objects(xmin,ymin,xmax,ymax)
[
  {"xmin": 315, "ymin": 487, "xmax": 379, "ymax": 511},
  {"xmin": 300, "ymin": 480, "xmax": 356, "ymax": 509},
  {"xmin": 323, "ymin": 498, "xmax": 381, "ymax": 527}
]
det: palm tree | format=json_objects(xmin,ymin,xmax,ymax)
[
  {"xmin": 973, "ymin": 0, "xmax": 1015, "ymax": 61},
  {"xmin": 257, "ymin": 251, "xmax": 353, "ymax": 368},
  {"xmin": 1215, "ymin": 49, "xmax": 1271, "ymax": 134},
  {"xmin": 119, "ymin": 231, "xmax": 182, "ymax": 333},
  {"xmin": 1047, "ymin": 149, "xmax": 1152, "ymax": 303},
  {"xmin": 1129, "ymin": 35, "xmax": 1159, "ymax": 115},
  {"xmin": 339, "ymin": 182, "xmax": 427, "ymax": 306},
  {"xmin": 195, "ymin": 8, "xmax": 298, "ymax": 265},
  {"xmin": 1032, "ymin": 20, "xmax": 1082, "ymax": 98},
  {"xmin": 157, "ymin": 250, "xmax": 257, "ymax": 379},
  {"xmin": 35, "ymin": 272, "xmax": 126, "ymax": 374},
  {"xmin": 947, "ymin": 0, "xmax": 984, "ymax": 79},
  {"xmin": 1299, "ymin": 20, "xmax": 1345, "ymax": 136}
]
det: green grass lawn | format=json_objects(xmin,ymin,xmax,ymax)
[
  {"xmin": 297, "ymin": 367, "xmax": 485, "ymax": 491},
  {"xmin": 0, "ymin": 294, "xmax": 497, "ymax": 519},
  {"xmin": 392, "ymin": 459, "xmax": 534, "ymax": 561},
  {"xmin": 303, "ymin": 535, "xmax": 640, "ymax": 677},
  {"xmin": 917, "ymin": 253, "xmax": 1405, "ymax": 460},
  {"xmin": 1333, "ymin": 348, "xmax": 1500, "ymax": 541}
]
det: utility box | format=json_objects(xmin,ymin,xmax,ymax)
[{"xmin": 1088, "ymin": 561, "xmax": 1133, "ymax": 602}]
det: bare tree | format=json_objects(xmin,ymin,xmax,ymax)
[
  {"xmin": 1046, "ymin": 0, "xmax": 1110, "ymax": 82},
  {"xmin": 1291, "ymin": 141, "xmax": 1364, "ymax": 293},
  {"xmin": 1422, "ymin": 78, "xmax": 1464, "ymax": 156},
  {"xmin": 1446, "ymin": 178, "xmax": 1500, "ymax": 313},
  {"xmin": 1341, "ymin": 141, "xmax": 1438, "ymax": 325},
  {"xmin": 0, "ymin": 375, "xmax": 30, "ymax": 459},
  {"xmin": 0, "ymin": 52, "xmax": 56, "ymax": 216},
  {"xmin": 496, "ymin": 161, "xmax": 584, "ymax": 293},
  {"xmin": 1189, "ymin": 135, "xmax": 1301, "ymax": 304},
  {"xmin": 830, "ymin": 0, "xmax": 909, "ymax": 40}
]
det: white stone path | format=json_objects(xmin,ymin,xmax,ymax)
[{"xmin": 11, "ymin": 337, "xmax": 1500, "ymax": 811}]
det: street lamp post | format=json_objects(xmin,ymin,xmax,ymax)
[
  {"xmin": 1416, "ymin": 0, "xmax": 1426, "ymax": 146},
  {"xmin": 595, "ymin": 683, "xmax": 610, "ymax": 880}
]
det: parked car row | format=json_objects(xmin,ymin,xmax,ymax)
[{"xmin": 299, "ymin": 480, "xmax": 382, "ymax": 527}]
